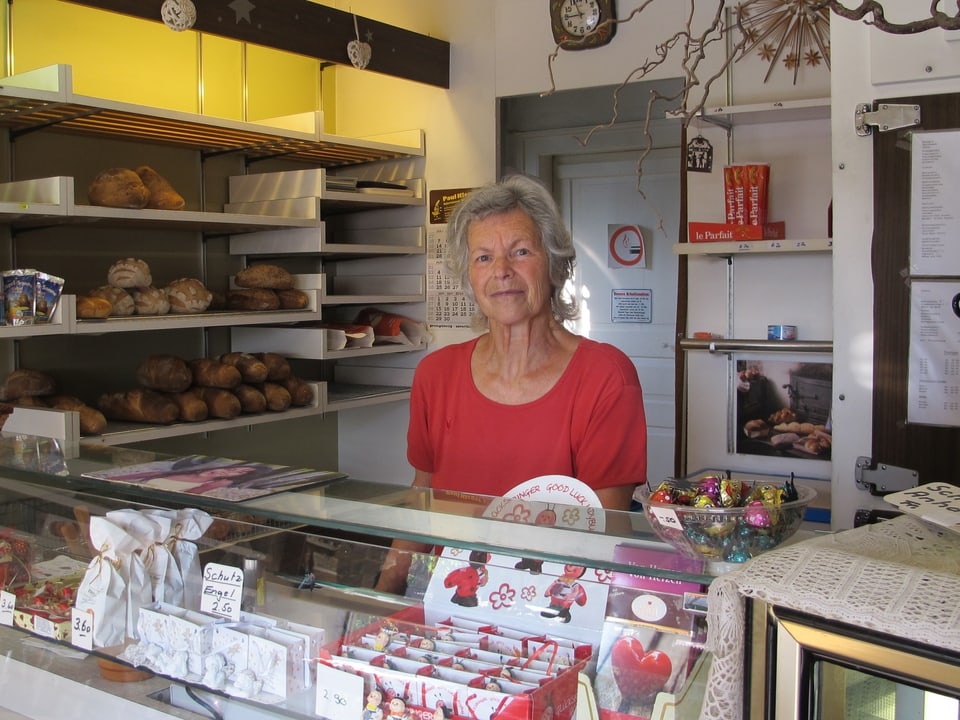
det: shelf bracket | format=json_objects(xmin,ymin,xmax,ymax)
[
  {"xmin": 854, "ymin": 456, "xmax": 919, "ymax": 495},
  {"xmin": 855, "ymin": 103, "xmax": 921, "ymax": 137}
]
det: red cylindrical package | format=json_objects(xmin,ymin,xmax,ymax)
[{"xmin": 747, "ymin": 163, "xmax": 770, "ymax": 225}]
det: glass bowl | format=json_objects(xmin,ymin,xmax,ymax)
[{"xmin": 638, "ymin": 481, "xmax": 816, "ymax": 569}]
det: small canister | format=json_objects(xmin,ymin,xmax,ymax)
[{"xmin": 767, "ymin": 324, "xmax": 797, "ymax": 341}]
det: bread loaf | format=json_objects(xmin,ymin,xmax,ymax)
[
  {"xmin": 167, "ymin": 390, "xmax": 209, "ymax": 422},
  {"xmin": 192, "ymin": 386, "xmax": 241, "ymax": 419},
  {"xmin": 76, "ymin": 295, "xmax": 113, "ymax": 319},
  {"xmin": 13, "ymin": 396, "xmax": 49, "ymax": 408},
  {"xmin": 232, "ymin": 384, "xmax": 267, "ymax": 413},
  {"xmin": 190, "ymin": 358, "xmax": 242, "ymax": 389},
  {"xmin": 279, "ymin": 376, "xmax": 314, "ymax": 406},
  {"xmin": 277, "ymin": 289, "xmax": 309, "ymax": 309},
  {"xmin": 261, "ymin": 382, "xmax": 292, "ymax": 411},
  {"xmin": 255, "ymin": 352, "xmax": 291, "ymax": 381},
  {"xmin": 165, "ymin": 278, "xmax": 212, "ymax": 314},
  {"xmin": 136, "ymin": 355, "xmax": 193, "ymax": 393},
  {"xmin": 133, "ymin": 286, "xmax": 171, "ymax": 315},
  {"xmin": 226, "ymin": 288, "xmax": 280, "ymax": 311},
  {"xmin": 3, "ymin": 369, "xmax": 56, "ymax": 400},
  {"xmin": 90, "ymin": 285, "xmax": 135, "ymax": 316},
  {"xmin": 217, "ymin": 352, "xmax": 268, "ymax": 383},
  {"xmin": 135, "ymin": 165, "xmax": 185, "ymax": 211},
  {"xmin": 88, "ymin": 168, "xmax": 150, "ymax": 209},
  {"xmin": 235, "ymin": 264, "xmax": 294, "ymax": 290},
  {"xmin": 98, "ymin": 388, "xmax": 180, "ymax": 424},
  {"xmin": 48, "ymin": 395, "xmax": 108, "ymax": 435},
  {"xmin": 107, "ymin": 258, "xmax": 152, "ymax": 288}
]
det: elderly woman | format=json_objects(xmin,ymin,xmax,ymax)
[
  {"xmin": 407, "ymin": 173, "xmax": 647, "ymax": 507},
  {"xmin": 375, "ymin": 174, "xmax": 647, "ymax": 593}
]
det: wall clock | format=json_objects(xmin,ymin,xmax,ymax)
[{"xmin": 550, "ymin": 0, "xmax": 617, "ymax": 50}]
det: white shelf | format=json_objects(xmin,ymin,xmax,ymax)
[
  {"xmin": 668, "ymin": 97, "xmax": 831, "ymax": 127},
  {"xmin": 679, "ymin": 337, "xmax": 833, "ymax": 353},
  {"xmin": 232, "ymin": 325, "xmax": 425, "ymax": 361},
  {"xmin": 674, "ymin": 238, "xmax": 833, "ymax": 256},
  {"xmin": 321, "ymin": 382, "xmax": 411, "ymax": 412},
  {"xmin": 229, "ymin": 225, "xmax": 425, "ymax": 257}
]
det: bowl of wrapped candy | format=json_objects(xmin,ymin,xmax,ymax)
[{"xmin": 638, "ymin": 472, "xmax": 815, "ymax": 572}]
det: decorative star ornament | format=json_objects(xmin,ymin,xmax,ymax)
[
  {"xmin": 735, "ymin": 0, "xmax": 830, "ymax": 84},
  {"xmin": 228, "ymin": 0, "xmax": 255, "ymax": 24}
]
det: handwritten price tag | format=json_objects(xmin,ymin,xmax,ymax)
[
  {"xmin": 71, "ymin": 607, "xmax": 94, "ymax": 651},
  {"xmin": 649, "ymin": 506, "xmax": 683, "ymax": 531},
  {"xmin": 0, "ymin": 590, "xmax": 14, "ymax": 627},
  {"xmin": 316, "ymin": 661, "xmax": 363, "ymax": 720},
  {"xmin": 201, "ymin": 562, "xmax": 243, "ymax": 621}
]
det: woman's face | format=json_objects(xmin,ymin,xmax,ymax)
[{"xmin": 467, "ymin": 209, "xmax": 552, "ymax": 327}]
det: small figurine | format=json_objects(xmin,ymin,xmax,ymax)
[
  {"xmin": 443, "ymin": 550, "xmax": 489, "ymax": 607},
  {"xmin": 363, "ymin": 689, "xmax": 384, "ymax": 720},
  {"xmin": 298, "ymin": 572, "xmax": 316, "ymax": 590},
  {"xmin": 387, "ymin": 696, "xmax": 408, "ymax": 720},
  {"xmin": 202, "ymin": 652, "xmax": 230, "ymax": 690},
  {"xmin": 373, "ymin": 628, "xmax": 392, "ymax": 651},
  {"xmin": 541, "ymin": 564, "xmax": 588, "ymax": 623}
]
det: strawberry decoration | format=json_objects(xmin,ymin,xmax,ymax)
[{"xmin": 610, "ymin": 635, "xmax": 674, "ymax": 705}]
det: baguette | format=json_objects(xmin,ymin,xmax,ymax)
[
  {"xmin": 235, "ymin": 263, "xmax": 294, "ymax": 290},
  {"xmin": 233, "ymin": 384, "xmax": 267, "ymax": 414},
  {"xmin": 136, "ymin": 355, "xmax": 193, "ymax": 393},
  {"xmin": 261, "ymin": 382, "xmax": 292, "ymax": 411},
  {"xmin": 98, "ymin": 388, "xmax": 180, "ymax": 425},
  {"xmin": 190, "ymin": 358, "xmax": 242, "ymax": 389},
  {"xmin": 191, "ymin": 386, "xmax": 242, "ymax": 419},
  {"xmin": 217, "ymin": 352, "xmax": 269, "ymax": 384},
  {"xmin": 279, "ymin": 376, "xmax": 314, "ymax": 406},
  {"xmin": 167, "ymin": 391, "xmax": 209, "ymax": 422},
  {"xmin": 255, "ymin": 352, "xmax": 291, "ymax": 382}
]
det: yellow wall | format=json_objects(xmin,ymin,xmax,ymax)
[{"xmin": 3, "ymin": 0, "xmax": 321, "ymax": 122}]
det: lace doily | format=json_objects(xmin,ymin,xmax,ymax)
[{"xmin": 700, "ymin": 515, "xmax": 960, "ymax": 720}]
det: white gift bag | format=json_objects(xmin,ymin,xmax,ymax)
[{"xmin": 75, "ymin": 515, "xmax": 137, "ymax": 647}]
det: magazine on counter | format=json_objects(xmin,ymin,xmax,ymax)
[{"xmin": 82, "ymin": 454, "xmax": 344, "ymax": 501}]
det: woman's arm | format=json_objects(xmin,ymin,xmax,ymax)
[{"xmin": 373, "ymin": 469, "xmax": 434, "ymax": 595}]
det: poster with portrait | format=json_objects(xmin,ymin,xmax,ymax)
[{"xmin": 735, "ymin": 359, "xmax": 833, "ymax": 461}]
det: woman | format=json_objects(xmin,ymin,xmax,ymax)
[{"xmin": 376, "ymin": 174, "xmax": 647, "ymax": 592}]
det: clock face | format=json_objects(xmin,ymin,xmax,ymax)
[{"xmin": 559, "ymin": 0, "xmax": 601, "ymax": 37}]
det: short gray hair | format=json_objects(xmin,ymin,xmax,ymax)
[{"xmin": 445, "ymin": 174, "xmax": 578, "ymax": 327}]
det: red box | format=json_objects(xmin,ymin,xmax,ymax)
[
  {"xmin": 320, "ymin": 607, "xmax": 585, "ymax": 720},
  {"xmin": 688, "ymin": 221, "xmax": 785, "ymax": 243}
]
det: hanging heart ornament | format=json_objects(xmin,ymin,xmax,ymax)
[
  {"xmin": 347, "ymin": 39, "xmax": 372, "ymax": 69},
  {"xmin": 161, "ymin": 0, "xmax": 197, "ymax": 32}
]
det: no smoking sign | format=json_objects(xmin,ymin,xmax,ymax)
[{"xmin": 608, "ymin": 224, "xmax": 646, "ymax": 268}]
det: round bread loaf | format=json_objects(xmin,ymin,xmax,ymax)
[
  {"xmin": 88, "ymin": 168, "xmax": 150, "ymax": 209},
  {"xmin": 165, "ymin": 278, "xmax": 212, "ymax": 314},
  {"xmin": 108, "ymin": 257, "xmax": 152, "ymax": 288},
  {"xmin": 276, "ymin": 288, "xmax": 309, "ymax": 309},
  {"xmin": 89, "ymin": 285, "xmax": 135, "ymax": 316},
  {"xmin": 133, "ymin": 286, "xmax": 171, "ymax": 315},
  {"xmin": 235, "ymin": 264, "xmax": 294, "ymax": 290},
  {"xmin": 76, "ymin": 295, "xmax": 113, "ymax": 319},
  {"xmin": 3, "ymin": 368, "xmax": 56, "ymax": 400},
  {"xmin": 226, "ymin": 288, "xmax": 280, "ymax": 311},
  {"xmin": 135, "ymin": 165, "xmax": 185, "ymax": 210}
]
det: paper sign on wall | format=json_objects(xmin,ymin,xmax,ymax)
[{"xmin": 608, "ymin": 224, "xmax": 646, "ymax": 268}]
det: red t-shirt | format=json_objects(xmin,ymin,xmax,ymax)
[{"xmin": 407, "ymin": 336, "xmax": 647, "ymax": 497}]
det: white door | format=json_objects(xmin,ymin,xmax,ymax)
[{"xmin": 555, "ymin": 150, "xmax": 680, "ymax": 489}]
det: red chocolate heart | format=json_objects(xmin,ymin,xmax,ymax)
[{"xmin": 610, "ymin": 636, "xmax": 674, "ymax": 701}]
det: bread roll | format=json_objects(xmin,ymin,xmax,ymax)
[
  {"xmin": 280, "ymin": 376, "xmax": 314, "ymax": 406},
  {"xmin": 235, "ymin": 264, "xmax": 294, "ymax": 290},
  {"xmin": 13, "ymin": 396, "xmax": 49, "ymax": 408},
  {"xmin": 226, "ymin": 288, "xmax": 280, "ymax": 311},
  {"xmin": 261, "ymin": 382, "xmax": 292, "ymax": 411},
  {"xmin": 743, "ymin": 419, "xmax": 769, "ymax": 439},
  {"xmin": 135, "ymin": 165, "xmax": 185, "ymax": 211},
  {"xmin": 217, "ymin": 352, "xmax": 268, "ymax": 384},
  {"xmin": 47, "ymin": 395, "xmax": 108, "ymax": 435},
  {"xmin": 277, "ymin": 288, "xmax": 309, "ymax": 309},
  {"xmin": 3, "ymin": 368, "xmax": 56, "ymax": 400},
  {"xmin": 136, "ymin": 355, "xmax": 193, "ymax": 393},
  {"xmin": 167, "ymin": 390, "xmax": 208, "ymax": 422},
  {"xmin": 88, "ymin": 168, "xmax": 150, "ymax": 209},
  {"xmin": 190, "ymin": 358, "xmax": 242, "ymax": 389},
  {"xmin": 192, "ymin": 386, "xmax": 241, "ymax": 419},
  {"xmin": 233, "ymin": 384, "xmax": 267, "ymax": 414},
  {"xmin": 107, "ymin": 258, "xmax": 152, "ymax": 288},
  {"xmin": 76, "ymin": 295, "xmax": 113, "ymax": 319},
  {"xmin": 98, "ymin": 388, "xmax": 180, "ymax": 424},
  {"xmin": 255, "ymin": 352, "xmax": 291, "ymax": 381},
  {"xmin": 165, "ymin": 278, "xmax": 212, "ymax": 314},
  {"xmin": 133, "ymin": 286, "xmax": 171, "ymax": 315},
  {"xmin": 90, "ymin": 285, "xmax": 135, "ymax": 316}
]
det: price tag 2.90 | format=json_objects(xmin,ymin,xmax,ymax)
[
  {"xmin": 316, "ymin": 661, "xmax": 363, "ymax": 720},
  {"xmin": 0, "ymin": 590, "xmax": 15, "ymax": 627},
  {"xmin": 71, "ymin": 607, "xmax": 94, "ymax": 651}
]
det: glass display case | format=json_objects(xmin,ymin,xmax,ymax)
[{"xmin": 0, "ymin": 433, "xmax": 716, "ymax": 720}]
